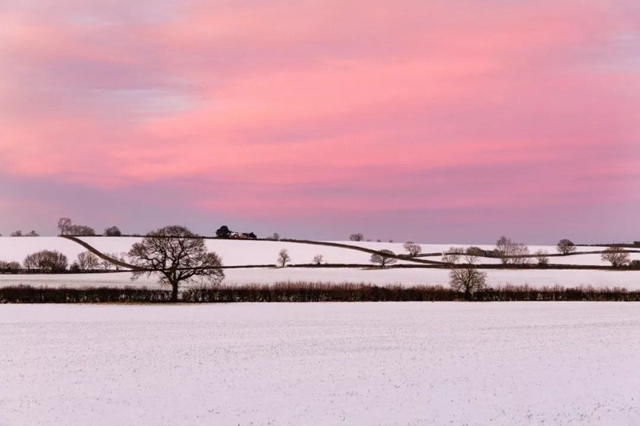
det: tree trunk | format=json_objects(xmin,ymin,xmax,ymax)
[{"xmin": 171, "ymin": 282, "xmax": 179, "ymax": 302}]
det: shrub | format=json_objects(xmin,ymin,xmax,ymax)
[
  {"xmin": 628, "ymin": 260, "xmax": 640, "ymax": 270},
  {"xmin": 349, "ymin": 233, "xmax": 364, "ymax": 242},
  {"xmin": 535, "ymin": 250, "xmax": 550, "ymax": 266},
  {"xmin": 23, "ymin": 250, "xmax": 68, "ymax": 272}
]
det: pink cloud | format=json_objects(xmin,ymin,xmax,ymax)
[{"xmin": 0, "ymin": 0, "xmax": 638, "ymax": 240}]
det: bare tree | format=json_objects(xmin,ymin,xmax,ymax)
[
  {"xmin": 128, "ymin": 226, "xmax": 225, "ymax": 302},
  {"xmin": 23, "ymin": 250, "xmax": 68, "ymax": 272},
  {"xmin": 496, "ymin": 236, "xmax": 530, "ymax": 265},
  {"xmin": 272, "ymin": 232, "xmax": 280, "ymax": 241},
  {"xmin": 76, "ymin": 251, "xmax": 101, "ymax": 271},
  {"xmin": 0, "ymin": 261, "xmax": 21, "ymax": 271},
  {"xmin": 466, "ymin": 246, "xmax": 485, "ymax": 257},
  {"xmin": 403, "ymin": 242, "xmax": 422, "ymax": 257},
  {"xmin": 104, "ymin": 226, "xmax": 122, "ymax": 237},
  {"xmin": 25, "ymin": 230, "xmax": 39, "ymax": 237},
  {"xmin": 349, "ymin": 233, "xmax": 364, "ymax": 242},
  {"xmin": 102, "ymin": 252, "xmax": 127, "ymax": 271},
  {"xmin": 278, "ymin": 249, "xmax": 291, "ymax": 267},
  {"xmin": 601, "ymin": 247, "xmax": 631, "ymax": 268},
  {"xmin": 557, "ymin": 239, "xmax": 576, "ymax": 255},
  {"xmin": 69, "ymin": 225, "xmax": 96, "ymax": 236},
  {"xmin": 57, "ymin": 217, "xmax": 72, "ymax": 235},
  {"xmin": 442, "ymin": 247, "xmax": 465, "ymax": 264},
  {"xmin": 10, "ymin": 230, "xmax": 22, "ymax": 237},
  {"xmin": 449, "ymin": 255, "xmax": 487, "ymax": 299},
  {"xmin": 534, "ymin": 250, "xmax": 549, "ymax": 266},
  {"xmin": 370, "ymin": 249, "xmax": 397, "ymax": 268},
  {"xmin": 312, "ymin": 254, "xmax": 324, "ymax": 265}
]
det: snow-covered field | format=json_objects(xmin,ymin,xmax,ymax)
[
  {"xmin": 2, "ymin": 303, "xmax": 640, "ymax": 426},
  {"xmin": 1, "ymin": 268, "xmax": 639, "ymax": 290},
  {"xmin": 1, "ymin": 237, "xmax": 639, "ymax": 289}
]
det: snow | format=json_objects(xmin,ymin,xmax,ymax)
[
  {"xmin": 2, "ymin": 303, "xmax": 640, "ymax": 425},
  {"xmin": 1, "ymin": 268, "xmax": 639, "ymax": 290},
  {"xmin": 0, "ymin": 237, "xmax": 639, "ymax": 289}
]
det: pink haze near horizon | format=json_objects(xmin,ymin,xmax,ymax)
[{"xmin": 1, "ymin": 0, "xmax": 639, "ymax": 243}]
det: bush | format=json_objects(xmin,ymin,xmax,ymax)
[
  {"xmin": 535, "ymin": 250, "xmax": 550, "ymax": 266},
  {"xmin": 349, "ymin": 233, "xmax": 364, "ymax": 241},
  {"xmin": 629, "ymin": 260, "xmax": 640, "ymax": 270}
]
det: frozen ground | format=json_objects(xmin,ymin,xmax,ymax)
[{"xmin": 1, "ymin": 303, "xmax": 640, "ymax": 426}]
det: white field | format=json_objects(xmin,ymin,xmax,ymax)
[
  {"xmin": 2, "ymin": 303, "xmax": 640, "ymax": 426},
  {"xmin": 0, "ymin": 237, "xmax": 639, "ymax": 289}
]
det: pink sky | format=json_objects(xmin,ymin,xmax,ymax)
[{"xmin": 1, "ymin": 0, "xmax": 639, "ymax": 242}]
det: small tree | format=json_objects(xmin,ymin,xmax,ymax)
[
  {"xmin": 466, "ymin": 246, "xmax": 485, "ymax": 257},
  {"xmin": 403, "ymin": 242, "xmax": 422, "ymax": 257},
  {"xmin": 0, "ymin": 261, "xmax": 21, "ymax": 271},
  {"xmin": 312, "ymin": 254, "xmax": 324, "ymax": 265},
  {"xmin": 25, "ymin": 230, "xmax": 39, "ymax": 237},
  {"xmin": 349, "ymin": 233, "xmax": 364, "ymax": 242},
  {"xmin": 278, "ymin": 249, "xmax": 291, "ymax": 267},
  {"xmin": 23, "ymin": 250, "xmax": 68, "ymax": 272},
  {"xmin": 10, "ymin": 230, "xmax": 22, "ymax": 237},
  {"xmin": 442, "ymin": 247, "xmax": 465, "ymax": 264},
  {"xmin": 128, "ymin": 226, "xmax": 225, "ymax": 302},
  {"xmin": 102, "ymin": 252, "xmax": 127, "ymax": 271},
  {"xmin": 601, "ymin": 247, "xmax": 631, "ymax": 268},
  {"xmin": 57, "ymin": 217, "xmax": 72, "ymax": 235},
  {"xmin": 271, "ymin": 232, "xmax": 280, "ymax": 241},
  {"xmin": 534, "ymin": 250, "xmax": 549, "ymax": 266},
  {"xmin": 370, "ymin": 249, "xmax": 397, "ymax": 268},
  {"xmin": 496, "ymin": 236, "xmax": 530, "ymax": 265},
  {"xmin": 104, "ymin": 226, "xmax": 122, "ymax": 237},
  {"xmin": 557, "ymin": 239, "xmax": 576, "ymax": 255},
  {"xmin": 76, "ymin": 251, "xmax": 101, "ymax": 271},
  {"xmin": 449, "ymin": 255, "xmax": 487, "ymax": 299},
  {"xmin": 216, "ymin": 225, "xmax": 231, "ymax": 238}
]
